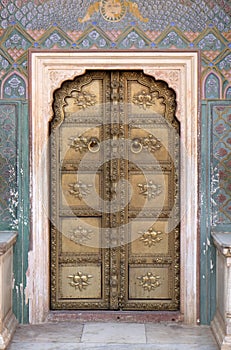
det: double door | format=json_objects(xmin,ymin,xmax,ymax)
[{"xmin": 50, "ymin": 70, "xmax": 180, "ymax": 310}]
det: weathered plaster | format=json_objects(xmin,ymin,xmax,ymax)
[{"xmin": 0, "ymin": 232, "xmax": 18, "ymax": 349}]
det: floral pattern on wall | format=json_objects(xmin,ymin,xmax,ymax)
[
  {"xmin": 211, "ymin": 104, "xmax": 231, "ymax": 225},
  {"xmin": 0, "ymin": 104, "xmax": 17, "ymax": 229}
]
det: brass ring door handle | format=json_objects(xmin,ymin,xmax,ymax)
[
  {"xmin": 131, "ymin": 138, "xmax": 142, "ymax": 153},
  {"xmin": 88, "ymin": 137, "xmax": 100, "ymax": 153}
]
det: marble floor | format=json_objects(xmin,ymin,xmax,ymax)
[{"xmin": 8, "ymin": 322, "xmax": 219, "ymax": 350}]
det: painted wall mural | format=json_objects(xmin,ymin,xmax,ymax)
[
  {"xmin": 0, "ymin": 0, "xmax": 230, "ymax": 97},
  {"xmin": 0, "ymin": 0, "xmax": 230, "ymax": 324},
  {"xmin": 211, "ymin": 104, "xmax": 231, "ymax": 225},
  {"xmin": 0, "ymin": 103, "xmax": 17, "ymax": 230}
]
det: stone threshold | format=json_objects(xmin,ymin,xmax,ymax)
[
  {"xmin": 8, "ymin": 322, "xmax": 219, "ymax": 350},
  {"xmin": 47, "ymin": 310, "xmax": 183, "ymax": 323}
]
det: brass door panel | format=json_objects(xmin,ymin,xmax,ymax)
[
  {"xmin": 61, "ymin": 173, "xmax": 101, "ymax": 209},
  {"xmin": 128, "ymin": 266, "xmax": 170, "ymax": 299},
  {"xmin": 60, "ymin": 265, "xmax": 102, "ymax": 299},
  {"xmin": 50, "ymin": 70, "xmax": 180, "ymax": 311},
  {"xmin": 51, "ymin": 71, "xmax": 111, "ymax": 309},
  {"xmin": 130, "ymin": 220, "xmax": 170, "ymax": 255},
  {"xmin": 61, "ymin": 217, "xmax": 101, "ymax": 253}
]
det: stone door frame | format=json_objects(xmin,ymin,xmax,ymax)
[{"xmin": 27, "ymin": 50, "xmax": 199, "ymax": 324}]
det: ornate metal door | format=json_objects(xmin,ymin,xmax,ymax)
[{"xmin": 50, "ymin": 70, "xmax": 180, "ymax": 311}]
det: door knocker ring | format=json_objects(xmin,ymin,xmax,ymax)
[
  {"xmin": 88, "ymin": 137, "xmax": 100, "ymax": 153},
  {"xmin": 131, "ymin": 138, "xmax": 142, "ymax": 153}
]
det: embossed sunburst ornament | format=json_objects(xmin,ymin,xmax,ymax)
[
  {"xmin": 68, "ymin": 181, "xmax": 92, "ymax": 200},
  {"xmin": 72, "ymin": 90, "xmax": 96, "ymax": 110},
  {"xmin": 68, "ymin": 271, "xmax": 93, "ymax": 291},
  {"xmin": 68, "ymin": 226, "xmax": 93, "ymax": 245},
  {"xmin": 139, "ymin": 227, "xmax": 163, "ymax": 247},
  {"xmin": 64, "ymin": 90, "xmax": 96, "ymax": 113},
  {"xmin": 133, "ymin": 90, "xmax": 165, "ymax": 111},
  {"xmin": 137, "ymin": 272, "xmax": 161, "ymax": 291},
  {"xmin": 69, "ymin": 135, "xmax": 88, "ymax": 153},
  {"xmin": 138, "ymin": 180, "xmax": 162, "ymax": 200}
]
